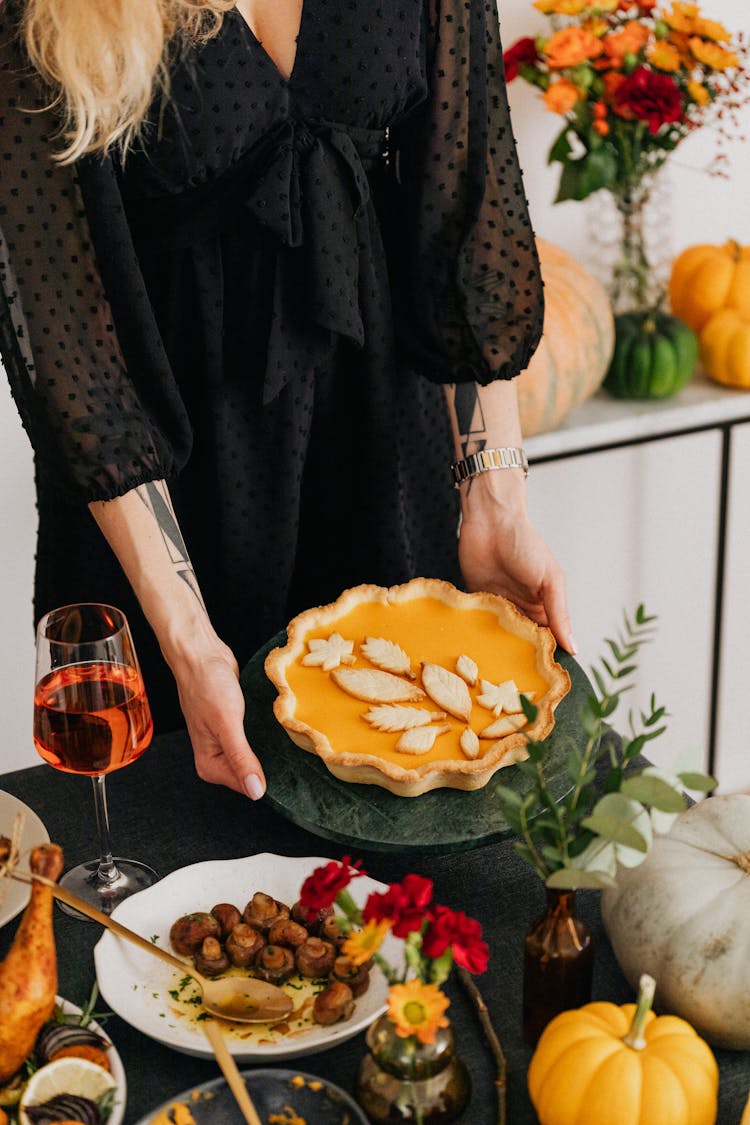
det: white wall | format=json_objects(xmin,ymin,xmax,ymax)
[{"xmin": 1, "ymin": 1, "xmax": 749, "ymax": 774}]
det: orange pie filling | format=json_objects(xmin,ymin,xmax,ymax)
[{"xmin": 265, "ymin": 581, "xmax": 571, "ymax": 795}]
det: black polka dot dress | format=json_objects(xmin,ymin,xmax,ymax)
[{"xmin": 0, "ymin": 1, "xmax": 544, "ymax": 729}]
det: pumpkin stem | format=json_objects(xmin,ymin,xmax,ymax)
[
  {"xmin": 726, "ymin": 239, "xmax": 742, "ymax": 262},
  {"xmin": 729, "ymin": 850, "xmax": 750, "ymax": 874},
  {"xmin": 623, "ymin": 973, "xmax": 656, "ymax": 1051}
]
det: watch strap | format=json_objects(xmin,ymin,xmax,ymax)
[{"xmin": 450, "ymin": 446, "xmax": 529, "ymax": 488}]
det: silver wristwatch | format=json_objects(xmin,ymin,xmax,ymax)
[{"xmin": 450, "ymin": 446, "xmax": 529, "ymax": 488}]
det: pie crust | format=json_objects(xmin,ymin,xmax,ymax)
[{"xmin": 264, "ymin": 578, "xmax": 571, "ymax": 796}]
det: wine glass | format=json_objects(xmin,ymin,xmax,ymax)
[{"xmin": 34, "ymin": 603, "xmax": 158, "ymax": 916}]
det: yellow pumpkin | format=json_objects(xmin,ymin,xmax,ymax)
[
  {"xmin": 669, "ymin": 240, "xmax": 750, "ymax": 335},
  {"xmin": 699, "ymin": 308, "xmax": 750, "ymax": 389},
  {"xmin": 742, "ymin": 1092, "xmax": 750, "ymax": 1125},
  {"xmin": 517, "ymin": 240, "xmax": 614, "ymax": 437},
  {"xmin": 528, "ymin": 975, "xmax": 718, "ymax": 1125}
]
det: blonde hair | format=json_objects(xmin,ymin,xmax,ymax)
[{"xmin": 22, "ymin": 0, "xmax": 235, "ymax": 163}]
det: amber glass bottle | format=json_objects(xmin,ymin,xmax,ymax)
[{"xmin": 522, "ymin": 888, "xmax": 594, "ymax": 1046}]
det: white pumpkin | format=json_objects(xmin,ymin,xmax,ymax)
[{"xmin": 601, "ymin": 793, "xmax": 750, "ymax": 1050}]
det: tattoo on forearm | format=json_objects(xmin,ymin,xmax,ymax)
[
  {"xmin": 136, "ymin": 482, "xmax": 205, "ymax": 609},
  {"xmin": 453, "ymin": 383, "xmax": 487, "ymax": 457}
]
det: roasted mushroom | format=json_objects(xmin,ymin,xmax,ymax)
[
  {"xmin": 193, "ymin": 936, "xmax": 230, "ymax": 977},
  {"xmin": 225, "ymin": 923, "xmax": 265, "ymax": 968},
  {"xmin": 319, "ymin": 913, "xmax": 346, "ymax": 946},
  {"xmin": 255, "ymin": 944, "xmax": 296, "ymax": 985},
  {"xmin": 296, "ymin": 937, "xmax": 336, "ymax": 979},
  {"xmin": 267, "ymin": 918, "xmax": 309, "ymax": 950},
  {"xmin": 333, "ymin": 954, "xmax": 371, "ymax": 997},
  {"xmin": 211, "ymin": 902, "xmax": 242, "ymax": 938},
  {"xmin": 243, "ymin": 892, "xmax": 290, "ymax": 932},
  {"xmin": 312, "ymin": 981, "xmax": 355, "ymax": 1026},
  {"xmin": 291, "ymin": 900, "xmax": 333, "ymax": 935},
  {"xmin": 170, "ymin": 912, "xmax": 221, "ymax": 956}
]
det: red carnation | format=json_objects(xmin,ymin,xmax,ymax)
[
  {"xmin": 363, "ymin": 874, "xmax": 434, "ymax": 939},
  {"xmin": 503, "ymin": 36, "xmax": 539, "ymax": 82},
  {"xmin": 614, "ymin": 66, "xmax": 684, "ymax": 134},
  {"xmin": 299, "ymin": 856, "xmax": 364, "ymax": 911},
  {"xmin": 421, "ymin": 905, "xmax": 490, "ymax": 975}
]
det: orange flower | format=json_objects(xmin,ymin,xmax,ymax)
[
  {"xmin": 593, "ymin": 118, "xmax": 610, "ymax": 135},
  {"xmin": 687, "ymin": 77, "xmax": 710, "ymax": 105},
  {"xmin": 689, "ymin": 37, "xmax": 738, "ymax": 70},
  {"xmin": 341, "ymin": 919, "xmax": 390, "ymax": 967},
  {"xmin": 648, "ymin": 40, "xmax": 681, "ymax": 71},
  {"xmin": 543, "ymin": 77, "xmax": 583, "ymax": 114},
  {"xmin": 534, "ymin": 0, "xmax": 589, "ymax": 13},
  {"xmin": 387, "ymin": 980, "xmax": 450, "ymax": 1044},
  {"xmin": 601, "ymin": 22, "xmax": 650, "ymax": 65},
  {"xmin": 582, "ymin": 16, "xmax": 608, "ymax": 37},
  {"xmin": 602, "ymin": 69, "xmax": 634, "ymax": 117},
  {"xmin": 543, "ymin": 27, "xmax": 604, "ymax": 68}
]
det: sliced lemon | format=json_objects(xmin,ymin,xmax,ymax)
[{"xmin": 19, "ymin": 1056, "xmax": 116, "ymax": 1125}]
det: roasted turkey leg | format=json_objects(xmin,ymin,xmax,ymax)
[{"xmin": 0, "ymin": 842, "xmax": 63, "ymax": 1082}]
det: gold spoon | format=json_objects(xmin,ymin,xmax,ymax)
[
  {"xmin": 8, "ymin": 870, "xmax": 293, "ymax": 1024},
  {"xmin": 202, "ymin": 1020, "xmax": 264, "ymax": 1125}
]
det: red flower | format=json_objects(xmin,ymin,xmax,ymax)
[
  {"xmin": 614, "ymin": 65, "xmax": 684, "ymax": 133},
  {"xmin": 503, "ymin": 36, "xmax": 539, "ymax": 82},
  {"xmin": 363, "ymin": 874, "xmax": 434, "ymax": 938},
  {"xmin": 421, "ymin": 906, "xmax": 490, "ymax": 975},
  {"xmin": 299, "ymin": 856, "xmax": 364, "ymax": 911}
]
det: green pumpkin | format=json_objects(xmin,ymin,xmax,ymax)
[{"xmin": 604, "ymin": 310, "xmax": 698, "ymax": 399}]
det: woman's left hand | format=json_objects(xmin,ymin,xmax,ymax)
[{"xmin": 458, "ymin": 473, "xmax": 576, "ymax": 655}]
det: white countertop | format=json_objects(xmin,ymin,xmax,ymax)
[{"xmin": 525, "ymin": 372, "xmax": 750, "ymax": 460}]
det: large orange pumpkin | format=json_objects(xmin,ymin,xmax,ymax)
[
  {"xmin": 669, "ymin": 240, "xmax": 750, "ymax": 335},
  {"xmin": 517, "ymin": 241, "xmax": 614, "ymax": 438}
]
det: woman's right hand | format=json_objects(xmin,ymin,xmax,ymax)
[{"xmin": 171, "ymin": 637, "xmax": 267, "ymax": 800}]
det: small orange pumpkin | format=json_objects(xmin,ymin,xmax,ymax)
[
  {"xmin": 669, "ymin": 240, "xmax": 750, "ymax": 335},
  {"xmin": 699, "ymin": 308, "xmax": 750, "ymax": 389},
  {"xmin": 517, "ymin": 240, "xmax": 614, "ymax": 437},
  {"xmin": 528, "ymin": 974, "xmax": 719, "ymax": 1125}
]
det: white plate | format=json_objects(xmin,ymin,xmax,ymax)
[
  {"xmin": 0, "ymin": 791, "xmax": 50, "ymax": 928},
  {"xmin": 94, "ymin": 853, "xmax": 402, "ymax": 1063},
  {"xmin": 53, "ymin": 997, "xmax": 127, "ymax": 1125}
]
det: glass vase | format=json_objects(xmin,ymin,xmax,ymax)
[
  {"xmin": 522, "ymin": 888, "xmax": 594, "ymax": 1047},
  {"xmin": 354, "ymin": 1013, "xmax": 471, "ymax": 1124}
]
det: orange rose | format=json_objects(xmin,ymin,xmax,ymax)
[
  {"xmin": 689, "ymin": 37, "xmax": 738, "ymax": 70},
  {"xmin": 602, "ymin": 22, "xmax": 650, "ymax": 65},
  {"xmin": 543, "ymin": 77, "xmax": 583, "ymax": 113},
  {"xmin": 543, "ymin": 27, "xmax": 604, "ymax": 68},
  {"xmin": 648, "ymin": 40, "xmax": 681, "ymax": 71}
]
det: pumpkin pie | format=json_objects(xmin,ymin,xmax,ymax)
[{"xmin": 264, "ymin": 578, "xmax": 570, "ymax": 796}]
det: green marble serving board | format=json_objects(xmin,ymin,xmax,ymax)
[{"xmin": 241, "ymin": 635, "xmax": 592, "ymax": 856}]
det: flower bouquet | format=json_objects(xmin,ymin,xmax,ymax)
[
  {"xmin": 503, "ymin": 1, "xmax": 749, "ymax": 312},
  {"xmin": 298, "ymin": 860, "xmax": 489, "ymax": 1123}
]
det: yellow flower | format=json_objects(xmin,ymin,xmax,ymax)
[
  {"xmin": 687, "ymin": 77, "xmax": 710, "ymax": 105},
  {"xmin": 583, "ymin": 16, "xmax": 609, "ymax": 37},
  {"xmin": 662, "ymin": 2, "xmax": 700, "ymax": 35},
  {"xmin": 387, "ymin": 981, "xmax": 451, "ymax": 1045},
  {"xmin": 534, "ymin": 0, "xmax": 589, "ymax": 14},
  {"xmin": 341, "ymin": 920, "xmax": 390, "ymax": 967},
  {"xmin": 648, "ymin": 40, "xmax": 681, "ymax": 71},
  {"xmin": 543, "ymin": 77, "xmax": 583, "ymax": 114},
  {"xmin": 692, "ymin": 16, "xmax": 730, "ymax": 44},
  {"xmin": 689, "ymin": 36, "xmax": 738, "ymax": 70}
]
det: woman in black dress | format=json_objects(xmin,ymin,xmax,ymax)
[{"xmin": 0, "ymin": 0, "xmax": 573, "ymax": 799}]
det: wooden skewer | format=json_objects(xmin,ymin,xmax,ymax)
[{"xmin": 202, "ymin": 1019, "xmax": 264, "ymax": 1125}]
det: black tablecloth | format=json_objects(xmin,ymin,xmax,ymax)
[{"xmin": 1, "ymin": 733, "xmax": 749, "ymax": 1124}]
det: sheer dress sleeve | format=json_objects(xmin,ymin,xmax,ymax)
[
  {"xmin": 0, "ymin": 9, "xmax": 190, "ymax": 503},
  {"xmin": 389, "ymin": 0, "xmax": 544, "ymax": 385}
]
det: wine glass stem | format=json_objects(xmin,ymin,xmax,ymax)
[{"xmin": 91, "ymin": 774, "xmax": 120, "ymax": 884}]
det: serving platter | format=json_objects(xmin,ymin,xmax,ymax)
[
  {"xmin": 94, "ymin": 853, "xmax": 402, "ymax": 1063},
  {"xmin": 135, "ymin": 1068, "xmax": 368, "ymax": 1125},
  {"xmin": 0, "ymin": 792, "xmax": 50, "ymax": 927},
  {"xmin": 241, "ymin": 638, "xmax": 590, "ymax": 854}
]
